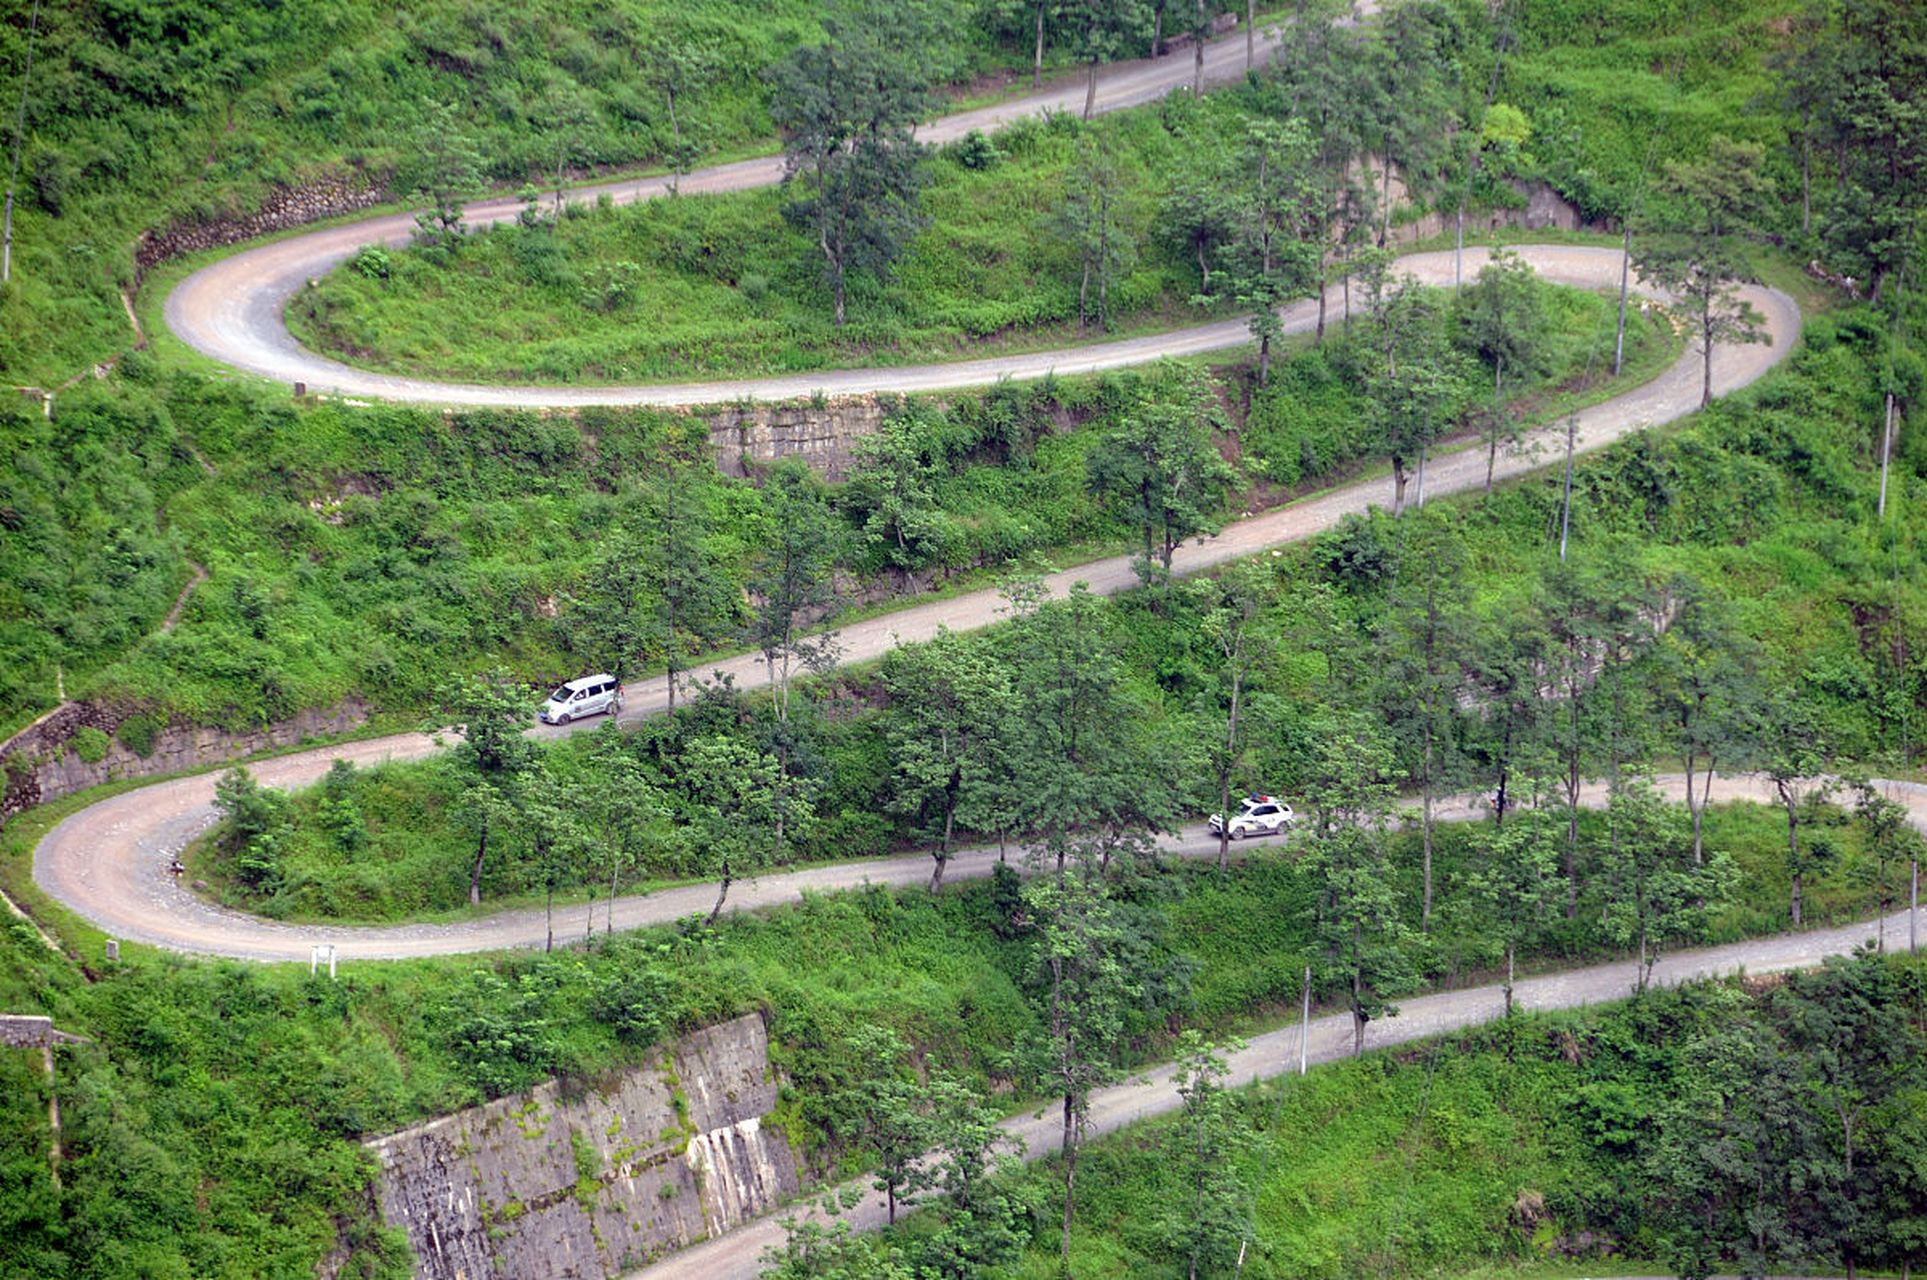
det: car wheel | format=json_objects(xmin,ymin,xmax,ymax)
[{"xmin": 1229, "ymin": 827, "xmax": 1245, "ymax": 840}]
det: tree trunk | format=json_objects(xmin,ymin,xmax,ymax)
[
  {"xmin": 1084, "ymin": 57, "xmax": 1098, "ymax": 120},
  {"xmin": 1391, "ymin": 455, "xmax": 1408, "ymax": 516},
  {"xmin": 1218, "ymin": 668, "xmax": 1243, "ymax": 876},
  {"xmin": 1315, "ymin": 279, "xmax": 1327, "ymax": 340},
  {"xmin": 545, "ymin": 878, "xmax": 555, "ymax": 952},
  {"xmin": 1378, "ymin": 156, "xmax": 1393, "ymax": 248},
  {"xmin": 1078, "ymin": 259, "xmax": 1091, "ymax": 328},
  {"xmin": 1700, "ymin": 306, "xmax": 1715, "ymax": 408},
  {"xmin": 1421, "ymin": 727, "xmax": 1435, "ymax": 928},
  {"xmin": 609, "ymin": 861, "xmax": 620, "ymax": 936},
  {"xmin": 1351, "ymin": 932, "xmax": 1367, "ymax": 1057},
  {"xmin": 708, "ymin": 859, "xmax": 732, "ymax": 924},
  {"xmin": 1151, "ymin": 3, "xmax": 1163, "ymax": 57},
  {"xmin": 1060, "ymin": 1091, "xmax": 1079, "ymax": 1268},
  {"xmin": 1034, "ymin": 4, "xmax": 1046, "ymax": 89},
  {"xmin": 1613, "ymin": 222, "xmax": 1632, "ymax": 377},
  {"xmin": 1258, "ymin": 331, "xmax": 1270, "ymax": 386},
  {"xmin": 1246, "ymin": 0, "xmax": 1255, "ymax": 71},
  {"xmin": 1504, "ymin": 943, "xmax": 1515, "ymax": 1016},
  {"xmin": 1454, "ymin": 202, "xmax": 1465, "ymax": 290},
  {"xmin": 1800, "ymin": 129, "xmax": 1811, "ymax": 235},
  {"xmin": 1564, "ymin": 702, "xmax": 1581, "ymax": 918},
  {"xmin": 1784, "ymin": 790, "xmax": 1803, "ymax": 926},
  {"xmin": 1684, "ymin": 748, "xmax": 1702, "ymax": 864},
  {"xmin": 469, "ymin": 822, "xmax": 488, "ymax": 907}
]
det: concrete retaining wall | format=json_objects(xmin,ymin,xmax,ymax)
[{"xmin": 367, "ymin": 1012, "xmax": 799, "ymax": 1280}]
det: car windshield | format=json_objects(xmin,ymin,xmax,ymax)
[{"xmin": 548, "ymin": 686, "xmax": 573, "ymax": 702}]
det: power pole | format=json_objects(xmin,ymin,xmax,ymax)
[
  {"xmin": 3, "ymin": 0, "xmax": 44, "ymax": 286},
  {"xmin": 1294, "ymin": 963, "xmax": 1310, "ymax": 1071},
  {"xmin": 1558, "ymin": 413, "xmax": 1576, "ymax": 561}
]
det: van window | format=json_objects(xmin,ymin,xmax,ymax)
[{"xmin": 549, "ymin": 685, "xmax": 572, "ymax": 702}]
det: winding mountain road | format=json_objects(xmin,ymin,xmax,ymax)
[
  {"xmin": 164, "ymin": 22, "xmax": 1311, "ymax": 406},
  {"xmin": 93, "ymin": 21, "xmax": 1900, "ymax": 1280},
  {"xmin": 43, "ymin": 240, "xmax": 1803, "ymax": 961}
]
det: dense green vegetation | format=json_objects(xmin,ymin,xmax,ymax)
[
  {"xmin": 190, "ymin": 318, "xmax": 1926, "ymax": 929},
  {"xmin": 291, "ymin": 106, "xmax": 1232, "ymax": 383},
  {"xmin": 913, "ymin": 953, "xmax": 1927, "ymax": 1278},
  {"xmin": 0, "ymin": 278, "xmax": 1663, "ymax": 737},
  {"xmin": 0, "ymin": 0, "xmax": 1163, "ymax": 384}
]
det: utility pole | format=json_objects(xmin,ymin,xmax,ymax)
[
  {"xmin": 1294, "ymin": 963, "xmax": 1310, "ymax": 1071},
  {"xmin": 3, "ymin": 0, "xmax": 44, "ymax": 286},
  {"xmin": 1881, "ymin": 392, "xmax": 1897, "ymax": 519},
  {"xmin": 1558, "ymin": 413, "xmax": 1577, "ymax": 561},
  {"xmin": 1612, "ymin": 223, "xmax": 1632, "ymax": 376}
]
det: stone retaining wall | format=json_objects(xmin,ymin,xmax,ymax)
[
  {"xmin": 133, "ymin": 166, "xmax": 387, "ymax": 281},
  {"xmin": 704, "ymin": 394, "xmax": 891, "ymax": 480},
  {"xmin": 367, "ymin": 1012, "xmax": 799, "ymax": 1280},
  {"xmin": 0, "ymin": 699, "xmax": 371, "ymax": 828}
]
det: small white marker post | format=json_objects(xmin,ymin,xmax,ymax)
[{"xmin": 310, "ymin": 944, "xmax": 337, "ymax": 980}]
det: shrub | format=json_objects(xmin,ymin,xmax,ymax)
[
  {"xmin": 115, "ymin": 712, "xmax": 164, "ymax": 758},
  {"xmin": 350, "ymin": 245, "xmax": 391, "ymax": 280},
  {"xmin": 69, "ymin": 726, "xmax": 110, "ymax": 764}
]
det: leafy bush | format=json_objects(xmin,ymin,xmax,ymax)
[{"xmin": 68, "ymin": 726, "xmax": 110, "ymax": 764}]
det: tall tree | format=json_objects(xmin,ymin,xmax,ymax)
[
  {"xmin": 682, "ymin": 732, "xmax": 809, "ymax": 921},
  {"xmin": 1759, "ymin": 687, "xmax": 1836, "ymax": 928},
  {"xmin": 1853, "ymin": 781, "xmax": 1925, "ymax": 951},
  {"xmin": 1063, "ymin": 0, "xmax": 1152, "ymax": 119},
  {"xmin": 1163, "ymin": 1032, "xmax": 1253, "ymax": 1280},
  {"xmin": 429, "ymin": 666, "xmax": 536, "ymax": 905},
  {"xmin": 1300, "ymin": 721, "xmax": 1417, "ymax": 1055},
  {"xmin": 1218, "ymin": 115, "xmax": 1319, "ymax": 385},
  {"xmin": 1084, "ymin": 375, "xmax": 1239, "ymax": 583},
  {"xmin": 846, "ymin": 402, "xmax": 960, "ymax": 587},
  {"xmin": 1649, "ymin": 582, "xmax": 1758, "ymax": 863},
  {"xmin": 581, "ymin": 722, "xmax": 673, "ymax": 936},
  {"xmin": 1199, "ymin": 565, "xmax": 1276, "ymax": 874},
  {"xmin": 536, "ymin": 78, "xmax": 594, "ymax": 217},
  {"xmin": 1458, "ymin": 247, "xmax": 1547, "ymax": 489},
  {"xmin": 1639, "ymin": 137, "xmax": 1772, "ymax": 407},
  {"xmin": 835, "ymin": 1026, "xmax": 934, "ymax": 1225},
  {"xmin": 772, "ymin": 2, "xmax": 945, "ymax": 326},
  {"xmin": 1461, "ymin": 760, "xmax": 1563, "ymax": 1012},
  {"xmin": 882, "ymin": 628, "xmax": 1015, "ymax": 891},
  {"xmin": 1051, "ymin": 131, "xmax": 1136, "ymax": 331},
  {"xmin": 748, "ymin": 460, "xmax": 844, "ymax": 723},
  {"xmin": 399, "ymin": 100, "xmax": 484, "ymax": 252},
  {"xmin": 1372, "ymin": 0, "xmax": 1463, "ymax": 248},
  {"xmin": 1360, "ymin": 270, "xmax": 1459, "ymax": 514},
  {"xmin": 639, "ymin": 425, "xmax": 740, "ymax": 713},
  {"xmin": 1595, "ymin": 777, "xmax": 1733, "ymax": 992},
  {"xmin": 1024, "ymin": 861, "xmax": 1140, "ymax": 1268},
  {"xmin": 1379, "ymin": 513, "xmax": 1469, "ymax": 925},
  {"xmin": 642, "ymin": 27, "xmax": 723, "ymax": 195},
  {"xmin": 1159, "ymin": 132, "xmax": 1234, "ymax": 294}
]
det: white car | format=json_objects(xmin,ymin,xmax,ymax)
[
  {"xmin": 1208, "ymin": 794, "xmax": 1295, "ymax": 840},
  {"xmin": 539, "ymin": 673, "xmax": 623, "ymax": 724}
]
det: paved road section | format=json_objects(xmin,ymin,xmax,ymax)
[
  {"xmin": 163, "ymin": 24, "xmax": 1303, "ymax": 406},
  {"xmin": 39, "ymin": 249, "xmax": 1801, "ymax": 960},
  {"xmin": 634, "ymin": 782, "xmax": 1927, "ymax": 1280}
]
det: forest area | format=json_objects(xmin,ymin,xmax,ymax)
[{"xmin": 0, "ymin": 0, "xmax": 1924, "ymax": 1276}]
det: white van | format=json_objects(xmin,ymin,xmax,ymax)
[{"xmin": 539, "ymin": 673, "xmax": 623, "ymax": 724}]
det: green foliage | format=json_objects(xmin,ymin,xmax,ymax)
[
  {"xmin": 68, "ymin": 726, "xmax": 110, "ymax": 764},
  {"xmin": 970, "ymin": 956, "xmax": 1927, "ymax": 1279}
]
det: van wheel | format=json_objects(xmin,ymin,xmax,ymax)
[{"xmin": 558, "ymin": 710, "xmax": 572, "ymax": 725}]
